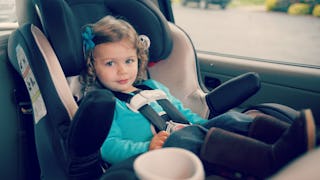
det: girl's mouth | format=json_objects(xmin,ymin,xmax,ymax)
[{"xmin": 118, "ymin": 79, "xmax": 129, "ymax": 84}]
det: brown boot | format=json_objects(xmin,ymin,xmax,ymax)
[
  {"xmin": 248, "ymin": 113, "xmax": 290, "ymax": 144},
  {"xmin": 272, "ymin": 109, "xmax": 316, "ymax": 171},
  {"xmin": 200, "ymin": 127, "xmax": 274, "ymax": 178},
  {"xmin": 200, "ymin": 109, "xmax": 316, "ymax": 178}
]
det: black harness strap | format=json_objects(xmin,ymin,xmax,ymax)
[
  {"xmin": 111, "ymin": 85, "xmax": 190, "ymax": 132},
  {"xmin": 139, "ymin": 104, "xmax": 167, "ymax": 132},
  {"xmin": 157, "ymin": 99, "xmax": 189, "ymax": 124}
]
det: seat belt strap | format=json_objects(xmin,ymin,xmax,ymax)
[
  {"xmin": 111, "ymin": 85, "xmax": 190, "ymax": 132},
  {"xmin": 138, "ymin": 105, "xmax": 167, "ymax": 132},
  {"xmin": 112, "ymin": 88, "xmax": 167, "ymax": 132},
  {"xmin": 157, "ymin": 99, "xmax": 190, "ymax": 124}
]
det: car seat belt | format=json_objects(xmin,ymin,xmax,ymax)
[{"xmin": 112, "ymin": 85, "xmax": 190, "ymax": 132}]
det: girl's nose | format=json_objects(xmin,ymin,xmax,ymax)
[{"xmin": 117, "ymin": 63, "xmax": 127, "ymax": 74}]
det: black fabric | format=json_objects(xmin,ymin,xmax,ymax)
[
  {"xmin": 67, "ymin": 89, "xmax": 115, "ymax": 157},
  {"xmin": 246, "ymin": 103, "xmax": 298, "ymax": 124},
  {"xmin": 66, "ymin": 90, "xmax": 116, "ymax": 179},
  {"xmin": 11, "ymin": 73, "xmax": 41, "ymax": 179},
  {"xmin": 206, "ymin": 72, "xmax": 261, "ymax": 117},
  {"xmin": 67, "ymin": 152, "xmax": 104, "ymax": 180},
  {"xmin": 100, "ymin": 155, "xmax": 139, "ymax": 180},
  {"xmin": 32, "ymin": 0, "xmax": 173, "ymax": 77},
  {"xmin": 33, "ymin": 0, "xmax": 84, "ymax": 76},
  {"xmin": 103, "ymin": 0, "xmax": 173, "ymax": 62}
]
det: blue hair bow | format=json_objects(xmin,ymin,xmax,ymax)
[{"xmin": 82, "ymin": 26, "xmax": 95, "ymax": 51}]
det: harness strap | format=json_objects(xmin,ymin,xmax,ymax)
[
  {"xmin": 138, "ymin": 104, "xmax": 167, "ymax": 132},
  {"xmin": 111, "ymin": 85, "xmax": 190, "ymax": 132},
  {"xmin": 157, "ymin": 99, "xmax": 189, "ymax": 124}
]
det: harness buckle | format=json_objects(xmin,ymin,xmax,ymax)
[{"xmin": 165, "ymin": 120, "xmax": 190, "ymax": 133}]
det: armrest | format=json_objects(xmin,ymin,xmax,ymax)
[
  {"xmin": 205, "ymin": 72, "xmax": 260, "ymax": 116},
  {"xmin": 244, "ymin": 103, "xmax": 298, "ymax": 124}
]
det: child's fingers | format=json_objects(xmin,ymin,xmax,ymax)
[
  {"xmin": 158, "ymin": 130, "xmax": 170, "ymax": 138},
  {"xmin": 156, "ymin": 131, "xmax": 169, "ymax": 142},
  {"xmin": 149, "ymin": 131, "xmax": 170, "ymax": 150}
]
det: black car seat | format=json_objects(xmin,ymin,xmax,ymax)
[
  {"xmin": 30, "ymin": 0, "xmax": 298, "ymax": 120},
  {"xmin": 7, "ymin": 0, "xmax": 300, "ymax": 179},
  {"xmin": 8, "ymin": 22, "xmax": 118, "ymax": 179}
]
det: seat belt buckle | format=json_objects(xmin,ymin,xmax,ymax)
[
  {"xmin": 165, "ymin": 120, "xmax": 190, "ymax": 133},
  {"xmin": 19, "ymin": 101, "xmax": 33, "ymax": 115}
]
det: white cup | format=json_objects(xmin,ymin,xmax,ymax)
[{"xmin": 133, "ymin": 147, "xmax": 205, "ymax": 180}]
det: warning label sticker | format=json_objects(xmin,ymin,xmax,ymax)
[{"xmin": 16, "ymin": 44, "xmax": 47, "ymax": 124}]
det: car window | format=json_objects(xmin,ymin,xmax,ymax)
[
  {"xmin": 0, "ymin": 0, "xmax": 18, "ymax": 36},
  {"xmin": 171, "ymin": 0, "xmax": 320, "ymax": 68}
]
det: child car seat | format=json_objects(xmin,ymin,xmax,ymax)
[
  {"xmin": 30, "ymin": 0, "xmax": 298, "ymax": 120},
  {"xmin": 31, "ymin": 0, "xmax": 261, "ymax": 117},
  {"xmin": 7, "ymin": 0, "xmax": 300, "ymax": 179},
  {"xmin": 8, "ymin": 23, "xmax": 117, "ymax": 179}
]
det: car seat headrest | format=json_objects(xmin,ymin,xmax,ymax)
[
  {"xmin": 15, "ymin": 0, "xmax": 42, "ymax": 28},
  {"xmin": 34, "ymin": 0, "xmax": 173, "ymax": 76}
]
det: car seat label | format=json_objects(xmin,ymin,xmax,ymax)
[{"xmin": 16, "ymin": 44, "xmax": 47, "ymax": 124}]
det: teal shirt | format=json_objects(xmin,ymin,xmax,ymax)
[{"xmin": 100, "ymin": 79, "xmax": 207, "ymax": 164}]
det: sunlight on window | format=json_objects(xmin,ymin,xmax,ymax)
[
  {"xmin": 172, "ymin": 0, "xmax": 320, "ymax": 67},
  {"xmin": 0, "ymin": 0, "xmax": 17, "ymax": 35}
]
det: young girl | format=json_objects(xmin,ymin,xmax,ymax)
[{"xmin": 80, "ymin": 15, "xmax": 316, "ymax": 178}]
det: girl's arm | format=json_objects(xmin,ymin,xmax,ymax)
[
  {"xmin": 100, "ymin": 121, "xmax": 150, "ymax": 165},
  {"xmin": 101, "ymin": 127, "xmax": 169, "ymax": 164}
]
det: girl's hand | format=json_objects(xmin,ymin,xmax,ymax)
[{"xmin": 149, "ymin": 131, "xmax": 169, "ymax": 151}]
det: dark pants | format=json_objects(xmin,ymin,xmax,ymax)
[
  {"xmin": 203, "ymin": 111, "xmax": 253, "ymax": 135},
  {"xmin": 164, "ymin": 111, "xmax": 254, "ymax": 155},
  {"xmin": 163, "ymin": 111, "xmax": 254, "ymax": 177}
]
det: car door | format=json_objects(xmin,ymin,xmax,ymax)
[{"xmin": 157, "ymin": 0, "xmax": 320, "ymax": 122}]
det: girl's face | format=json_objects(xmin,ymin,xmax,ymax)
[{"xmin": 93, "ymin": 39, "xmax": 138, "ymax": 93}]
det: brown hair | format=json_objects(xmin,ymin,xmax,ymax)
[{"xmin": 81, "ymin": 15, "xmax": 149, "ymax": 92}]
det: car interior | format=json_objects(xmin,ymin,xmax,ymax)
[{"xmin": 0, "ymin": 0, "xmax": 319, "ymax": 179}]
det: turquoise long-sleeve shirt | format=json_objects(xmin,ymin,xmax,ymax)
[{"xmin": 100, "ymin": 79, "xmax": 207, "ymax": 164}]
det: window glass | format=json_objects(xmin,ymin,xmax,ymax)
[
  {"xmin": 0, "ymin": 0, "xmax": 17, "ymax": 36},
  {"xmin": 171, "ymin": 0, "xmax": 320, "ymax": 67}
]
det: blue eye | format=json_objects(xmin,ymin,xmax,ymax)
[
  {"xmin": 105, "ymin": 61, "xmax": 114, "ymax": 66},
  {"xmin": 126, "ymin": 58, "xmax": 135, "ymax": 64}
]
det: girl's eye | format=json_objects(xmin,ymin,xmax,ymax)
[
  {"xmin": 105, "ymin": 61, "xmax": 114, "ymax": 66},
  {"xmin": 126, "ymin": 58, "xmax": 135, "ymax": 64}
]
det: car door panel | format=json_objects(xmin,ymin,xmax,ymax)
[{"xmin": 198, "ymin": 52, "xmax": 320, "ymax": 121}]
